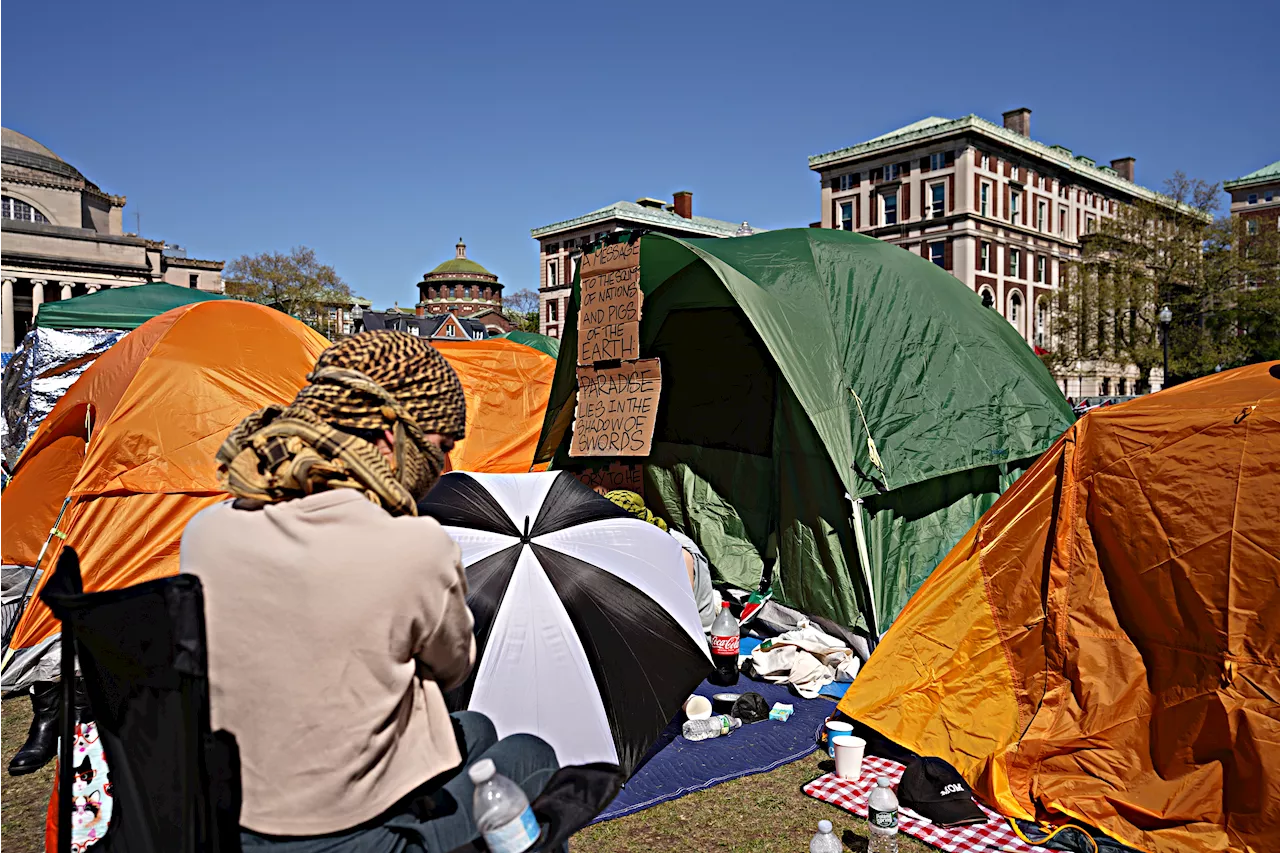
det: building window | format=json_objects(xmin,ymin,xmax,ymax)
[
  {"xmin": 837, "ymin": 173, "xmax": 857, "ymax": 192},
  {"xmin": 1266, "ymin": 191, "xmax": 1274, "ymax": 202},
  {"xmin": 882, "ymin": 192, "xmax": 898, "ymax": 225},
  {"xmin": 1035, "ymin": 297, "xmax": 1049, "ymax": 348},
  {"xmin": 1037, "ymin": 201, "xmax": 1047, "ymax": 231},
  {"xmin": 409, "ymin": 326, "xmax": 421, "ymax": 336},
  {"xmin": 545, "ymin": 242, "xmax": 559, "ymax": 253},
  {"xmin": 929, "ymin": 242, "xmax": 945, "ymax": 267},
  {"xmin": 839, "ymin": 202, "xmax": 854, "ymax": 231},
  {"xmin": 980, "ymin": 287, "xmax": 995, "ymax": 309},
  {"xmin": 883, "ymin": 163, "xmax": 900, "ymax": 181},
  {"xmin": 1059, "ymin": 207, "xmax": 1067, "ymax": 235},
  {"xmin": 980, "ymin": 153, "xmax": 990, "ymax": 171},
  {"xmin": 189, "ymin": 274, "xmax": 199, "ymax": 289},
  {"xmin": 1010, "ymin": 165, "xmax": 1020, "ymax": 182},
  {"xmin": 1086, "ymin": 214, "xmax": 1097, "ymax": 234},
  {"xmin": 1010, "ymin": 191, "xmax": 1021, "ymax": 224},
  {"xmin": 1248, "ymin": 193, "xmax": 1258, "ymax": 204},
  {"xmin": 446, "ymin": 324, "xmax": 456, "ymax": 337},
  {"xmin": 980, "ymin": 241, "xmax": 991, "ymax": 272},
  {"xmin": 930, "ymin": 183, "xmax": 945, "ymax": 218},
  {"xmin": 980, "ymin": 182, "xmax": 990, "ymax": 217},
  {"xmin": 1, "ymin": 195, "xmax": 50, "ymax": 223},
  {"xmin": 1036, "ymin": 255, "xmax": 1046, "ymax": 283},
  {"xmin": 1010, "ymin": 249, "xmax": 1021, "ymax": 279},
  {"xmin": 1009, "ymin": 290, "xmax": 1023, "ymax": 330},
  {"xmin": 547, "ymin": 261, "xmax": 558, "ymax": 286},
  {"xmin": 1247, "ymin": 219, "xmax": 1259, "ymax": 235},
  {"xmin": 930, "ymin": 152, "xmax": 946, "ymax": 171}
]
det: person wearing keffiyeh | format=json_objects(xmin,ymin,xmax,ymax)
[{"xmin": 181, "ymin": 331, "xmax": 560, "ymax": 851}]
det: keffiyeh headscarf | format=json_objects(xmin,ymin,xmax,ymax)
[
  {"xmin": 603, "ymin": 490, "xmax": 668, "ymax": 532},
  {"xmin": 217, "ymin": 331, "xmax": 466, "ymax": 516}
]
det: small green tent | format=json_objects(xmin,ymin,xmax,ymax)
[
  {"xmin": 494, "ymin": 330, "xmax": 561, "ymax": 360},
  {"xmin": 536, "ymin": 229, "xmax": 1072, "ymax": 635},
  {"xmin": 35, "ymin": 283, "xmax": 228, "ymax": 331}
]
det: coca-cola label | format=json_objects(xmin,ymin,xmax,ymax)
[
  {"xmin": 869, "ymin": 807, "xmax": 897, "ymax": 830},
  {"xmin": 710, "ymin": 635, "xmax": 739, "ymax": 656}
]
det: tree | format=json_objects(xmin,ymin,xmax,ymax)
[
  {"xmin": 502, "ymin": 288, "xmax": 541, "ymax": 333},
  {"xmin": 1045, "ymin": 173, "xmax": 1219, "ymax": 388},
  {"xmin": 225, "ymin": 247, "xmax": 353, "ymax": 332}
]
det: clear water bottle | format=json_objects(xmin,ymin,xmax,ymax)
[
  {"xmin": 469, "ymin": 758, "xmax": 540, "ymax": 853},
  {"xmin": 867, "ymin": 776, "xmax": 899, "ymax": 853},
  {"xmin": 681, "ymin": 714, "xmax": 742, "ymax": 742},
  {"xmin": 809, "ymin": 819, "xmax": 841, "ymax": 853}
]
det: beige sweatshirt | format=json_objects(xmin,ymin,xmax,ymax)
[{"xmin": 180, "ymin": 489, "xmax": 475, "ymax": 836}]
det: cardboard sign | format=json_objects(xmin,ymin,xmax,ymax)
[
  {"xmin": 578, "ymin": 319, "xmax": 640, "ymax": 364},
  {"xmin": 570, "ymin": 358, "xmax": 662, "ymax": 457},
  {"xmin": 571, "ymin": 463, "xmax": 643, "ymax": 493},
  {"xmin": 579, "ymin": 239, "xmax": 641, "ymax": 277}
]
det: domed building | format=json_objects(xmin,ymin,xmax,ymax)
[
  {"xmin": 416, "ymin": 239, "xmax": 511, "ymax": 336},
  {"xmin": 1, "ymin": 127, "xmax": 224, "ymax": 352}
]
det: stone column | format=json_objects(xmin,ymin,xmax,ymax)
[
  {"xmin": 60, "ymin": 281, "xmax": 75, "ymax": 300},
  {"xmin": 31, "ymin": 279, "xmax": 47, "ymax": 317},
  {"xmin": 2, "ymin": 277, "xmax": 15, "ymax": 353},
  {"xmin": 87, "ymin": 284, "xmax": 100, "ymax": 294}
]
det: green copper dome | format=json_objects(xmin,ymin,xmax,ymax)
[{"xmin": 424, "ymin": 239, "xmax": 497, "ymax": 281}]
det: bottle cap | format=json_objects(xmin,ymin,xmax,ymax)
[
  {"xmin": 467, "ymin": 758, "xmax": 496, "ymax": 785},
  {"xmin": 877, "ymin": 775, "xmax": 890, "ymax": 787},
  {"xmin": 721, "ymin": 601, "xmax": 730, "ymax": 609},
  {"xmin": 818, "ymin": 820, "xmax": 832, "ymax": 833}
]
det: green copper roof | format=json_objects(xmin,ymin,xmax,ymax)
[
  {"xmin": 427, "ymin": 257, "xmax": 495, "ymax": 278},
  {"xmin": 1224, "ymin": 160, "xmax": 1280, "ymax": 191}
]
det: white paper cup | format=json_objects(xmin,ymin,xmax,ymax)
[
  {"xmin": 824, "ymin": 720, "xmax": 853, "ymax": 757},
  {"xmin": 832, "ymin": 734, "xmax": 866, "ymax": 780},
  {"xmin": 683, "ymin": 695, "xmax": 712, "ymax": 720}
]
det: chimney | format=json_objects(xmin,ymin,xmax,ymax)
[
  {"xmin": 1002, "ymin": 108, "xmax": 1031, "ymax": 137},
  {"xmin": 415, "ymin": 303, "xmax": 425, "ymax": 318},
  {"xmin": 673, "ymin": 191, "xmax": 692, "ymax": 219},
  {"xmin": 1110, "ymin": 157, "xmax": 1135, "ymax": 182}
]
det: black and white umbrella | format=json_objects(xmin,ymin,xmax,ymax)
[{"xmin": 418, "ymin": 471, "xmax": 712, "ymax": 776}]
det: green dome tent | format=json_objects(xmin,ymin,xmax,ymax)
[
  {"xmin": 34, "ymin": 282, "xmax": 228, "ymax": 331},
  {"xmin": 493, "ymin": 329, "xmax": 560, "ymax": 360},
  {"xmin": 535, "ymin": 229, "xmax": 1072, "ymax": 636}
]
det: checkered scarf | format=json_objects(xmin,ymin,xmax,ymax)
[{"xmin": 217, "ymin": 331, "xmax": 466, "ymax": 516}]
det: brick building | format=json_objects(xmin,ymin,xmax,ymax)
[
  {"xmin": 416, "ymin": 239, "xmax": 511, "ymax": 336},
  {"xmin": 809, "ymin": 108, "xmax": 1186, "ymax": 396},
  {"xmin": 530, "ymin": 192, "xmax": 753, "ymax": 338},
  {"xmin": 1225, "ymin": 160, "xmax": 1280, "ymax": 233}
]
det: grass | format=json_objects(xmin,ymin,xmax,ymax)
[
  {"xmin": 2, "ymin": 697, "xmax": 932, "ymax": 853},
  {"xmin": 2, "ymin": 694, "xmax": 55, "ymax": 850}
]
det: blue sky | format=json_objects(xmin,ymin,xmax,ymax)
[{"xmin": 4, "ymin": 0, "xmax": 1277, "ymax": 309}]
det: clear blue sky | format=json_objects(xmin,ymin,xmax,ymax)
[{"xmin": 4, "ymin": 0, "xmax": 1276, "ymax": 309}]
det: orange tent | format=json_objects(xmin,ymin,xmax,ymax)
[
  {"xmin": 839, "ymin": 363, "xmax": 1280, "ymax": 853},
  {"xmin": 432, "ymin": 337, "xmax": 555, "ymax": 474},
  {"xmin": 2, "ymin": 301, "xmax": 330, "ymax": 674}
]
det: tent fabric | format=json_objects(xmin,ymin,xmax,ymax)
[
  {"xmin": 838, "ymin": 362, "xmax": 1280, "ymax": 853},
  {"xmin": 494, "ymin": 330, "xmax": 561, "ymax": 361},
  {"xmin": 432, "ymin": 338, "xmax": 556, "ymax": 474},
  {"xmin": 2, "ymin": 301, "xmax": 330, "ymax": 682},
  {"xmin": 34, "ymin": 282, "xmax": 228, "ymax": 331},
  {"xmin": 535, "ymin": 229, "xmax": 1073, "ymax": 633}
]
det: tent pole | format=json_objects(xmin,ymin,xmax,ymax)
[{"xmin": 848, "ymin": 494, "xmax": 879, "ymax": 641}]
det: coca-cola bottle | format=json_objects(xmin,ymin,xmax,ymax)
[{"xmin": 709, "ymin": 602, "xmax": 740, "ymax": 686}]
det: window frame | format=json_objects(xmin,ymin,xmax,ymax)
[
  {"xmin": 929, "ymin": 182, "xmax": 945, "ymax": 218},
  {"xmin": 881, "ymin": 191, "xmax": 898, "ymax": 225},
  {"xmin": 980, "ymin": 241, "xmax": 990, "ymax": 272},
  {"xmin": 839, "ymin": 201, "xmax": 854, "ymax": 231},
  {"xmin": 1010, "ymin": 248, "xmax": 1021, "ymax": 279},
  {"xmin": 929, "ymin": 242, "xmax": 945, "ymax": 267},
  {"xmin": 1036, "ymin": 255, "xmax": 1046, "ymax": 283},
  {"xmin": 1010, "ymin": 190, "xmax": 1021, "ymax": 224},
  {"xmin": 1037, "ymin": 200, "xmax": 1047, "ymax": 231},
  {"xmin": 929, "ymin": 152, "xmax": 945, "ymax": 171},
  {"xmin": 980, "ymin": 182, "xmax": 990, "ymax": 217}
]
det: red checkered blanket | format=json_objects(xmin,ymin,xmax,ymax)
[{"xmin": 803, "ymin": 756, "xmax": 1047, "ymax": 853}]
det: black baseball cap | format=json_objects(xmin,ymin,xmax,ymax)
[{"xmin": 897, "ymin": 757, "xmax": 986, "ymax": 827}]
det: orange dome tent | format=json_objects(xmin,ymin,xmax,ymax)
[
  {"xmin": 2, "ymin": 301, "xmax": 330, "ymax": 685},
  {"xmin": 838, "ymin": 363, "xmax": 1280, "ymax": 853},
  {"xmin": 432, "ymin": 337, "xmax": 555, "ymax": 474}
]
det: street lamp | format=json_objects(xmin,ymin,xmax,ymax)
[{"xmin": 1158, "ymin": 304, "xmax": 1173, "ymax": 390}]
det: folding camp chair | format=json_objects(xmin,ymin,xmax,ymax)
[{"xmin": 40, "ymin": 547, "xmax": 241, "ymax": 853}]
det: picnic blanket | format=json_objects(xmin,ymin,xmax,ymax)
[
  {"xmin": 804, "ymin": 756, "xmax": 1049, "ymax": 853},
  {"xmin": 594, "ymin": 675, "xmax": 835, "ymax": 822}
]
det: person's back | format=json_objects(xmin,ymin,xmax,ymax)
[{"xmin": 183, "ymin": 490, "xmax": 473, "ymax": 835}]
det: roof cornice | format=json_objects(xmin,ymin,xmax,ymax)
[{"xmin": 531, "ymin": 202, "xmax": 743, "ymax": 239}]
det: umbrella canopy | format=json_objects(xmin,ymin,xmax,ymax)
[{"xmin": 418, "ymin": 471, "xmax": 711, "ymax": 776}]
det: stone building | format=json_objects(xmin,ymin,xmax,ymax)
[
  {"xmin": 416, "ymin": 239, "xmax": 511, "ymax": 336},
  {"xmin": 809, "ymin": 109, "xmax": 1188, "ymax": 396},
  {"xmin": 1225, "ymin": 160, "xmax": 1280, "ymax": 233},
  {"xmin": 530, "ymin": 192, "xmax": 755, "ymax": 338},
  {"xmin": 1, "ymin": 127, "xmax": 224, "ymax": 352}
]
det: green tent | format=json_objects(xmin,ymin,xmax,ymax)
[
  {"xmin": 35, "ymin": 282, "xmax": 228, "ymax": 331},
  {"xmin": 494, "ymin": 329, "xmax": 560, "ymax": 360},
  {"xmin": 535, "ymin": 229, "xmax": 1072, "ymax": 635}
]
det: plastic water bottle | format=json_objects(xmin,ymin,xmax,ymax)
[
  {"xmin": 867, "ymin": 776, "xmax": 899, "ymax": 853},
  {"xmin": 469, "ymin": 758, "xmax": 540, "ymax": 853},
  {"xmin": 809, "ymin": 819, "xmax": 841, "ymax": 853},
  {"xmin": 681, "ymin": 714, "xmax": 742, "ymax": 742}
]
